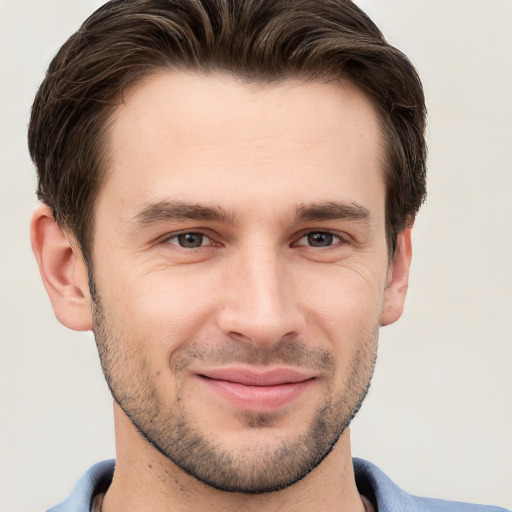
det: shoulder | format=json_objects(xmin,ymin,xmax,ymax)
[
  {"xmin": 353, "ymin": 458, "xmax": 510, "ymax": 512},
  {"xmin": 45, "ymin": 460, "xmax": 115, "ymax": 512},
  {"xmin": 415, "ymin": 496, "xmax": 510, "ymax": 512}
]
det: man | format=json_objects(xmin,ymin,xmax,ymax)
[{"xmin": 27, "ymin": 1, "xmax": 508, "ymax": 511}]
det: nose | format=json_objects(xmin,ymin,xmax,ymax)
[{"xmin": 216, "ymin": 246, "xmax": 305, "ymax": 347}]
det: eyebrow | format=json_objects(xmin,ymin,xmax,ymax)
[
  {"xmin": 133, "ymin": 199, "xmax": 371, "ymax": 226},
  {"xmin": 134, "ymin": 200, "xmax": 237, "ymax": 225},
  {"xmin": 295, "ymin": 201, "xmax": 371, "ymax": 223}
]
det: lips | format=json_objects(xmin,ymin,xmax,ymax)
[{"xmin": 195, "ymin": 367, "xmax": 316, "ymax": 412}]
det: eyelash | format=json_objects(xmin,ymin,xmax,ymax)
[
  {"xmin": 292, "ymin": 230, "xmax": 347, "ymax": 249},
  {"xmin": 164, "ymin": 230, "xmax": 214, "ymax": 249},
  {"xmin": 162, "ymin": 229, "xmax": 348, "ymax": 250}
]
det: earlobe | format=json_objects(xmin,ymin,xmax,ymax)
[
  {"xmin": 30, "ymin": 205, "xmax": 93, "ymax": 331},
  {"xmin": 380, "ymin": 227, "xmax": 413, "ymax": 327}
]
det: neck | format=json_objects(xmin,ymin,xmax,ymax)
[{"xmin": 103, "ymin": 404, "xmax": 366, "ymax": 512}]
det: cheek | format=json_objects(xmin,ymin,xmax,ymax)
[
  {"xmin": 299, "ymin": 264, "xmax": 386, "ymax": 336},
  {"xmin": 101, "ymin": 267, "xmax": 220, "ymax": 355},
  {"xmin": 295, "ymin": 265, "xmax": 383, "ymax": 386},
  {"xmin": 94, "ymin": 246, "xmax": 387, "ymax": 371}
]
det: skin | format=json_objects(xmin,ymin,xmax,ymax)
[{"xmin": 31, "ymin": 72, "xmax": 412, "ymax": 512}]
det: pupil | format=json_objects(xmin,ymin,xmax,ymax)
[
  {"xmin": 178, "ymin": 233, "xmax": 203, "ymax": 248},
  {"xmin": 308, "ymin": 232, "xmax": 333, "ymax": 247}
]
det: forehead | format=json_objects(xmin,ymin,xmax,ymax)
[{"xmin": 99, "ymin": 71, "xmax": 385, "ymax": 219}]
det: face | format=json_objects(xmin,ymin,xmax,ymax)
[{"xmin": 89, "ymin": 72, "xmax": 399, "ymax": 493}]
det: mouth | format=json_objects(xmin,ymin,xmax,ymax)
[{"xmin": 195, "ymin": 367, "xmax": 316, "ymax": 412}]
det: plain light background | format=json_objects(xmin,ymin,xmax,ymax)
[{"xmin": 1, "ymin": 1, "xmax": 511, "ymax": 511}]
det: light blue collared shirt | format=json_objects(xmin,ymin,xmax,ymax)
[{"xmin": 47, "ymin": 458, "xmax": 510, "ymax": 512}]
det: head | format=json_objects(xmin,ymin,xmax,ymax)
[{"xmin": 29, "ymin": 0, "xmax": 426, "ymax": 495}]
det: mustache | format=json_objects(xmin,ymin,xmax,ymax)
[{"xmin": 171, "ymin": 339, "xmax": 336, "ymax": 374}]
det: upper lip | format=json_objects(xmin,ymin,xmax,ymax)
[{"xmin": 196, "ymin": 367, "xmax": 316, "ymax": 386}]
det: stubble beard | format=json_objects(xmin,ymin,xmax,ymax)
[{"xmin": 91, "ymin": 294, "xmax": 378, "ymax": 494}]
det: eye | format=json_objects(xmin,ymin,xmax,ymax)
[
  {"xmin": 166, "ymin": 232, "xmax": 211, "ymax": 248},
  {"xmin": 295, "ymin": 231, "xmax": 342, "ymax": 248}
]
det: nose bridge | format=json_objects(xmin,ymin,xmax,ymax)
[{"xmin": 218, "ymin": 242, "xmax": 302, "ymax": 345}]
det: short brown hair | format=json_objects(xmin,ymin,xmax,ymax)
[{"xmin": 28, "ymin": 0, "xmax": 427, "ymax": 264}]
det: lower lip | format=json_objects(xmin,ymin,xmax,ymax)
[{"xmin": 198, "ymin": 376, "xmax": 314, "ymax": 412}]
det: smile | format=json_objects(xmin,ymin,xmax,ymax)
[{"xmin": 196, "ymin": 367, "xmax": 316, "ymax": 412}]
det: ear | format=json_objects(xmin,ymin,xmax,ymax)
[
  {"xmin": 380, "ymin": 227, "xmax": 413, "ymax": 327},
  {"xmin": 30, "ymin": 205, "xmax": 93, "ymax": 331}
]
